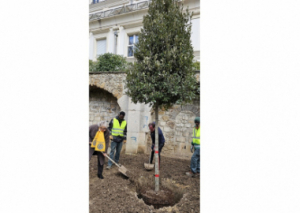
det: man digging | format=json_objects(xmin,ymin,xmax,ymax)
[
  {"xmin": 149, "ymin": 122, "xmax": 165, "ymax": 169},
  {"xmin": 89, "ymin": 121, "xmax": 110, "ymax": 179},
  {"xmin": 186, "ymin": 117, "xmax": 200, "ymax": 177},
  {"xmin": 107, "ymin": 111, "xmax": 127, "ymax": 169}
]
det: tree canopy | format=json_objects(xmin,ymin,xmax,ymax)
[{"xmin": 125, "ymin": 0, "xmax": 199, "ymax": 110}]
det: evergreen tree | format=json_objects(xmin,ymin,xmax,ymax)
[{"xmin": 125, "ymin": 0, "xmax": 199, "ymax": 191}]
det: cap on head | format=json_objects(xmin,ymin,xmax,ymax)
[{"xmin": 194, "ymin": 117, "xmax": 200, "ymax": 123}]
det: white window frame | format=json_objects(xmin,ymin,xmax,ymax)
[{"xmin": 127, "ymin": 34, "xmax": 139, "ymax": 58}]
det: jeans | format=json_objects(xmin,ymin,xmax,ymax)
[
  {"xmin": 108, "ymin": 141, "xmax": 123, "ymax": 167},
  {"xmin": 190, "ymin": 147, "xmax": 200, "ymax": 173}
]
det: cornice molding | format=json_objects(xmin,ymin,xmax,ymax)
[
  {"xmin": 90, "ymin": 19, "xmax": 143, "ymax": 34},
  {"xmin": 90, "ymin": 8, "xmax": 148, "ymax": 23}
]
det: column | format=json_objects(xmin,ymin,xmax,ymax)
[
  {"xmin": 117, "ymin": 26, "xmax": 125, "ymax": 56},
  {"xmin": 89, "ymin": 33, "xmax": 95, "ymax": 60},
  {"xmin": 107, "ymin": 28, "xmax": 115, "ymax": 53},
  {"xmin": 125, "ymin": 98, "xmax": 142, "ymax": 153},
  {"xmin": 117, "ymin": 93, "xmax": 152, "ymax": 154}
]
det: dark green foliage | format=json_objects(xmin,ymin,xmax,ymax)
[
  {"xmin": 125, "ymin": 0, "xmax": 199, "ymax": 109},
  {"xmin": 89, "ymin": 60, "xmax": 96, "ymax": 72},
  {"xmin": 92, "ymin": 53, "xmax": 128, "ymax": 72},
  {"xmin": 192, "ymin": 61, "xmax": 200, "ymax": 71}
]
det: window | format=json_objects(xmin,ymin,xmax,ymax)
[
  {"xmin": 96, "ymin": 39, "xmax": 106, "ymax": 57},
  {"xmin": 128, "ymin": 35, "xmax": 139, "ymax": 57},
  {"xmin": 92, "ymin": 0, "xmax": 105, "ymax": 4}
]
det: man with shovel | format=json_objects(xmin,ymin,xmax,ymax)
[
  {"xmin": 89, "ymin": 121, "xmax": 110, "ymax": 179},
  {"xmin": 107, "ymin": 111, "xmax": 127, "ymax": 169},
  {"xmin": 149, "ymin": 122, "xmax": 165, "ymax": 168},
  {"xmin": 186, "ymin": 117, "xmax": 200, "ymax": 177}
]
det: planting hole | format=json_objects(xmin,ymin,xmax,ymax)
[{"xmin": 136, "ymin": 177, "xmax": 183, "ymax": 209}]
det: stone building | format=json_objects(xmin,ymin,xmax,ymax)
[{"xmin": 89, "ymin": 0, "xmax": 200, "ymax": 159}]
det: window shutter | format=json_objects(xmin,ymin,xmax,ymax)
[{"xmin": 97, "ymin": 39, "xmax": 106, "ymax": 56}]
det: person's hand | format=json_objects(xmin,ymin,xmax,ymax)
[
  {"xmin": 89, "ymin": 142, "xmax": 92, "ymax": 145},
  {"xmin": 123, "ymin": 140, "xmax": 127, "ymax": 143},
  {"xmin": 190, "ymin": 145, "xmax": 194, "ymax": 153},
  {"xmin": 102, "ymin": 153, "xmax": 106, "ymax": 156},
  {"xmin": 109, "ymin": 135, "xmax": 113, "ymax": 140}
]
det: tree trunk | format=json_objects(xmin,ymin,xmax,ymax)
[{"xmin": 155, "ymin": 105, "xmax": 159, "ymax": 192}]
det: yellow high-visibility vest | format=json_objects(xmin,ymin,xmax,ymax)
[
  {"xmin": 192, "ymin": 127, "xmax": 200, "ymax": 148},
  {"xmin": 111, "ymin": 118, "xmax": 127, "ymax": 137}
]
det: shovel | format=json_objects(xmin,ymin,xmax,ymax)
[
  {"xmin": 144, "ymin": 149, "xmax": 154, "ymax": 171},
  {"xmin": 102, "ymin": 152, "xmax": 129, "ymax": 178}
]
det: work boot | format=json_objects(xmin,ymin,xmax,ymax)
[
  {"xmin": 106, "ymin": 165, "xmax": 111, "ymax": 169},
  {"xmin": 186, "ymin": 171, "xmax": 195, "ymax": 177},
  {"xmin": 98, "ymin": 174, "xmax": 104, "ymax": 179}
]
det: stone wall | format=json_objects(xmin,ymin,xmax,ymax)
[
  {"xmin": 147, "ymin": 100, "xmax": 200, "ymax": 159},
  {"xmin": 89, "ymin": 86, "xmax": 121, "ymax": 125},
  {"xmin": 89, "ymin": 72, "xmax": 199, "ymax": 100}
]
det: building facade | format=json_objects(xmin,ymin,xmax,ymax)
[{"xmin": 89, "ymin": 0, "xmax": 200, "ymax": 63}]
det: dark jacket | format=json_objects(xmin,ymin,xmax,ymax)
[
  {"xmin": 108, "ymin": 115, "xmax": 127, "ymax": 143},
  {"xmin": 150, "ymin": 127, "xmax": 165, "ymax": 149},
  {"xmin": 89, "ymin": 124, "xmax": 110, "ymax": 165}
]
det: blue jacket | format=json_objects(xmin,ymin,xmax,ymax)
[{"xmin": 150, "ymin": 127, "xmax": 165, "ymax": 149}]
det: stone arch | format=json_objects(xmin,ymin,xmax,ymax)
[
  {"xmin": 89, "ymin": 73, "xmax": 126, "ymax": 100},
  {"xmin": 168, "ymin": 102, "xmax": 200, "ymax": 120},
  {"xmin": 89, "ymin": 85, "xmax": 121, "ymax": 125}
]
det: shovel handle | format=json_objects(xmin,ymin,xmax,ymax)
[
  {"xmin": 149, "ymin": 148, "xmax": 152, "ymax": 164},
  {"xmin": 101, "ymin": 152, "xmax": 121, "ymax": 168}
]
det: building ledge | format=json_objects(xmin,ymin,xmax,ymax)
[{"xmin": 90, "ymin": 0, "xmax": 151, "ymax": 21}]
